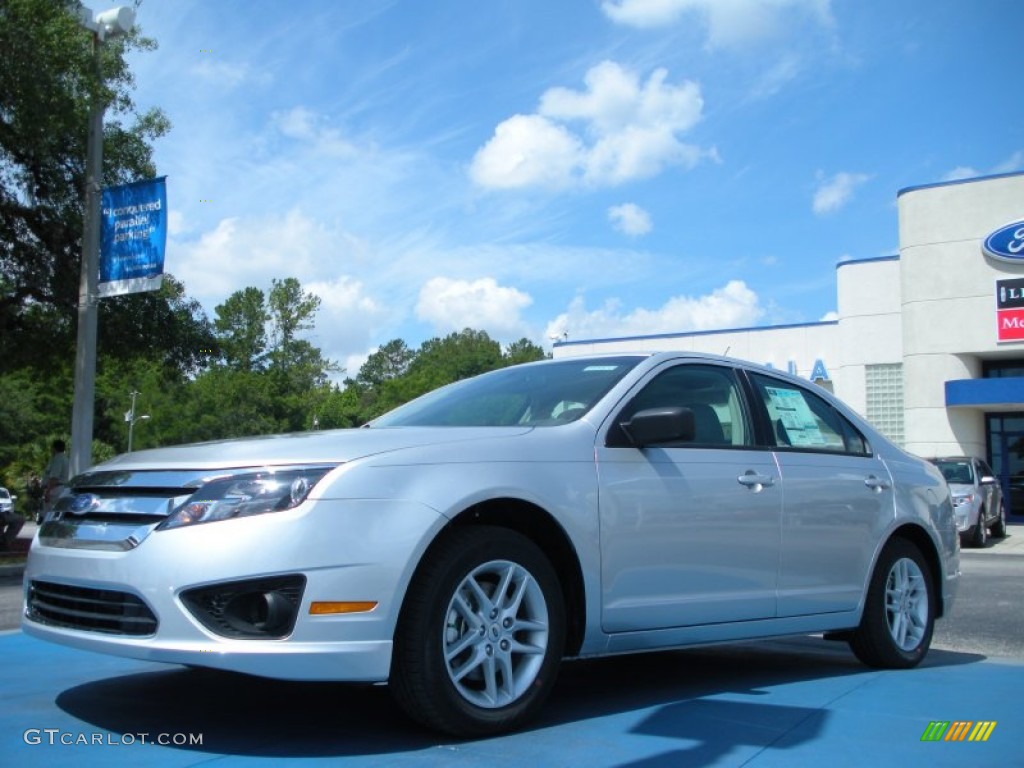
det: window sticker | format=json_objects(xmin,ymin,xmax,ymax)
[{"xmin": 764, "ymin": 386, "xmax": 828, "ymax": 447}]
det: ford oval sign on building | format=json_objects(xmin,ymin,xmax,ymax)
[{"xmin": 983, "ymin": 220, "xmax": 1024, "ymax": 263}]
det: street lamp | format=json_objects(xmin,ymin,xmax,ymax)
[
  {"xmin": 125, "ymin": 390, "xmax": 150, "ymax": 453},
  {"xmin": 69, "ymin": 5, "xmax": 136, "ymax": 476}
]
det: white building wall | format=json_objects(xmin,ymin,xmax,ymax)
[
  {"xmin": 553, "ymin": 323, "xmax": 840, "ymax": 389},
  {"xmin": 835, "ymin": 257, "xmax": 903, "ymax": 415},
  {"xmin": 898, "ymin": 173, "xmax": 1024, "ymax": 456}
]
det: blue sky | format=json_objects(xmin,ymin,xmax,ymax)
[{"xmin": 117, "ymin": 0, "xmax": 1022, "ymax": 374}]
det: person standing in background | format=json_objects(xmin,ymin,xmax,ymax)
[{"xmin": 42, "ymin": 439, "xmax": 70, "ymax": 511}]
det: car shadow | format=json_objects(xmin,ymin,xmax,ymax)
[{"xmin": 54, "ymin": 636, "xmax": 987, "ymax": 759}]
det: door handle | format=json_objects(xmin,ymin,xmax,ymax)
[
  {"xmin": 864, "ymin": 475, "xmax": 891, "ymax": 492},
  {"xmin": 738, "ymin": 471, "xmax": 775, "ymax": 490}
]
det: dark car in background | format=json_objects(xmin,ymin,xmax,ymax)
[{"xmin": 928, "ymin": 456, "xmax": 1006, "ymax": 547}]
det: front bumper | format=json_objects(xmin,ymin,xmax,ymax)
[{"xmin": 22, "ymin": 498, "xmax": 444, "ymax": 682}]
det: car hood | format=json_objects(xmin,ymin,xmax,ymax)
[
  {"xmin": 945, "ymin": 482, "xmax": 976, "ymax": 496},
  {"xmin": 92, "ymin": 426, "xmax": 535, "ymax": 473}
]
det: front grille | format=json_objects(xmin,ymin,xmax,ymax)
[{"xmin": 27, "ymin": 580, "xmax": 158, "ymax": 636}]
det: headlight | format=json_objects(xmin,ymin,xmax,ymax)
[
  {"xmin": 952, "ymin": 493, "xmax": 974, "ymax": 507},
  {"xmin": 159, "ymin": 466, "xmax": 335, "ymax": 530}
]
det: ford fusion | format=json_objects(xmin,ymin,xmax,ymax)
[{"xmin": 23, "ymin": 353, "xmax": 959, "ymax": 736}]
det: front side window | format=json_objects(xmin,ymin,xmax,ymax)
[
  {"xmin": 610, "ymin": 364, "xmax": 752, "ymax": 447},
  {"xmin": 751, "ymin": 373, "xmax": 870, "ymax": 455}
]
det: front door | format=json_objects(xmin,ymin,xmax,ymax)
[{"xmin": 596, "ymin": 362, "xmax": 781, "ymax": 632}]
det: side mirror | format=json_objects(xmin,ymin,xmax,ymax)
[
  {"xmin": 980, "ymin": 475, "xmax": 996, "ymax": 485},
  {"xmin": 620, "ymin": 407, "xmax": 695, "ymax": 447}
]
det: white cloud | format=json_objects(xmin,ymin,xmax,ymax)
[
  {"xmin": 749, "ymin": 54, "xmax": 802, "ymax": 99},
  {"xmin": 307, "ymin": 276, "xmax": 390, "ymax": 349},
  {"xmin": 272, "ymin": 107, "xmax": 356, "ymax": 157},
  {"xmin": 812, "ymin": 171, "xmax": 869, "ymax": 215},
  {"xmin": 470, "ymin": 61, "xmax": 709, "ymax": 190},
  {"xmin": 608, "ymin": 203, "xmax": 653, "ymax": 236},
  {"xmin": 416, "ymin": 277, "xmax": 533, "ymax": 338},
  {"xmin": 601, "ymin": 0, "xmax": 835, "ymax": 49},
  {"xmin": 943, "ymin": 166, "xmax": 978, "ymax": 182},
  {"xmin": 994, "ymin": 150, "xmax": 1024, "ymax": 174},
  {"xmin": 469, "ymin": 115, "xmax": 583, "ymax": 189},
  {"xmin": 171, "ymin": 210, "xmax": 391, "ymax": 368},
  {"xmin": 945, "ymin": 151, "xmax": 1023, "ymax": 182},
  {"xmin": 167, "ymin": 209, "xmax": 187, "ymax": 236},
  {"xmin": 189, "ymin": 58, "xmax": 270, "ymax": 89},
  {"xmin": 545, "ymin": 280, "xmax": 764, "ymax": 341}
]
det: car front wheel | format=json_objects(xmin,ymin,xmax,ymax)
[
  {"xmin": 849, "ymin": 539, "xmax": 934, "ymax": 669},
  {"xmin": 391, "ymin": 526, "xmax": 565, "ymax": 737},
  {"xmin": 991, "ymin": 502, "xmax": 1007, "ymax": 539},
  {"xmin": 969, "ymin": 512, "xmax": 988, "ymax": 548}
]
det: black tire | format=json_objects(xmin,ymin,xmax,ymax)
[
  {"xmin": 391, "ymin": 526, "xmax": 565, "ymax": 737},
  {"xmin": 970, "ymin": 511, "xmax": 988, "ymax": 548},
  {"xmin": 849, "ymin": 539, "xmax": 934, "ymax": 669},
  {"xmin": 991, "ymin": 502, "xmax": 1007, "ymax": 539}
]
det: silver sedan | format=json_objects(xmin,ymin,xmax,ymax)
[{"xmin": 23, "ymin": 352, "xmax": 959, "ymax": 736}]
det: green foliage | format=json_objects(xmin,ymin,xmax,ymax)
[
  {"xmin": 339, "ymin": 329, "xmax": 548, "ymax": 425},
  {"xmin": 214, "ymin": 286, "xmax": 269, "ymax": 371},
  {"xmin": 0, "ymin": 0, "xmax": 170, "ymax": 359}
]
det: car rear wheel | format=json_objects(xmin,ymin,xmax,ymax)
[
  {"xmin": 391, "ymin": 526, "xmax": 565, "ymax": 736},
  {"xmin": 849, "ymin": 539, "xmax": 934, "ymax": 669}
]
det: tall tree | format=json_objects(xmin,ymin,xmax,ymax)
[
  {"xmin": 99, "ymin": 275, "xmax": 216, "ymax": 377},
  {"xmin": 0, "ymin": 0, "xmax": 170, "ymax": 360},
  {"xmin": 268, "ymin": 277, "xmax": 320, "ymax": 358},
  {"xmin": 355, "ymin": 339, "xmax": 414, "ymax": 388},
  {"xmin": 503, "ymin": 338, "xmax": 547, "ymax": 366},
  {"xmin": 214, "ymin": 287, "xmax": 269, "ymax": 372}
]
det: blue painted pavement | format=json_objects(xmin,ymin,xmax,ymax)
[{"xmin": 1, "ymin": 630, "xmax": 1019, "ymax": 767}]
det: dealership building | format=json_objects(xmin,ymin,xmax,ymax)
[{"xmin": 553, "ymin": 171, "xmax": 1024, "ymax": 506}]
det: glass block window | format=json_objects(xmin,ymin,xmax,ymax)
[{"xmin": 865, "ymin": 363, "xmax": 904, "ymax": 446}]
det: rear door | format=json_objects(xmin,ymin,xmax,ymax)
[
  {"xmin": 596, "ymin": 362, "xmax": 782, "ymax": 632},
  {"xmin": 747, "ymin": 372, "xmax": 894, "ymax": 617}
]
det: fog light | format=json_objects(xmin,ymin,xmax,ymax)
[{"xmin": 181, "ymin": 575, "xmax": 305, "ymax": 639}]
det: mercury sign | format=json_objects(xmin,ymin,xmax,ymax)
[
  {"xmin": 98, "ymin": 177, "xmax": 167, "ymax": 297},
  {"xmin": 996, "ymin": 277, "xmax": 1024, "ymax": 342}
]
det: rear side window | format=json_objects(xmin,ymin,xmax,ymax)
[{"xmin": 750, "ymin": 373, "xmax": 870, "ymax": 456}]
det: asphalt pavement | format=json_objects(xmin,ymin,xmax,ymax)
[{"xmin": 1, "ymin": 522, "xmax": 1022, "ymax": 766}]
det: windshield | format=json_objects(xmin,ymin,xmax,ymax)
[
  {"xmin": 933, "ymin": 459, "xmax": 975, "ymax": 485},
  {"xmin": 371, "ymin": 357, "xmax": 643, "ymax": 427}
]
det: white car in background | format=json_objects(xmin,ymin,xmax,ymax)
[
  {"xmin": 24, "ymin": 353, "xmax": 960, "ymax": 736},
  {"xmin": 928, "ymin": 456, "xmax": 1007, "ymax": 547},
  {"xmin": 0, "ymin": 487, "xmax": 14, "ymax": 514}
]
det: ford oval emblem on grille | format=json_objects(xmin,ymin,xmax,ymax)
[{"xmin": 68, "ymin": 493, "xmax": 100, "ymax": 515}]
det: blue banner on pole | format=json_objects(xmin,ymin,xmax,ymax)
[{"xmin": 99, "ymin": 177, "xmax": 167, "ymax": 297}]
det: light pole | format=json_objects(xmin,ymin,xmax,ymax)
[
  {"xmin": 126, "ymin": 390, "xmax": 150, "ymax": 453},
  {"xmin": 69, "ymin": 5, "xmax": 136, "ymax": 476}
]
